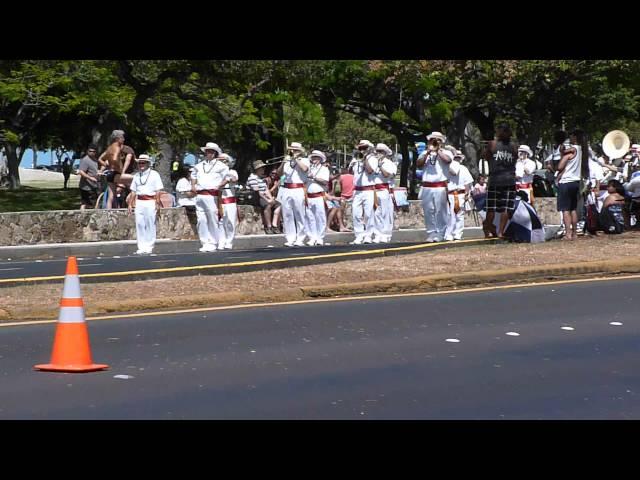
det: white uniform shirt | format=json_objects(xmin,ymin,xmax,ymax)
[
  {"xmin": 191, "ymin": 159, "xmax": 229, "ymax": 191},
  {"xmin": 377, "ymin": 157, "xmax": 397, "ymax": 186},
  {"xmin": 175, "ymin": 177, "xmax": 195, "ymax": 206},
  {"xmin": 588, "ymin": 158, "xmax": 605, "ymax": 187},
  {"xmin": 351, "ymin": 154, "xmax": 378, "ymax": 187},
  {"xmin": 283, "ymin": 157, "xmax": 310, "ymax": 184},
  {"xmin": 516, "ymin": 158, "xmax": 537, "ymax": 184},
  {"xmin": 130, "ymin": 169, "xmax": 163, "ymax": 196},
  {"xmin": 306, "ymin": 163, "xmax": 330, "ymax": 194},
  {"xmin": 221, "ymin": 169, "xmax": 238, "ymax": 199},
  {"xmin": 448, "ymin": 164, "xmax": 474, "ymax": 191},
  {"xmin": 420, "ymin": 149, "xmax": 454, "ymax": 183}
]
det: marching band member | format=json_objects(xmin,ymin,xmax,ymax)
[
  {"xmin": 304, "ymin": 150, "xmax": 330, "ymax": 246},
  {"xmin": 277, "ymin": 142, "xmax": 310, "ymax": 247},
  {"xmin": 191, "ymin": 142, "xmax": 229, "ymax": 252},
  {"xmin": 444, "ymin": 150, "xmax": 474, "ymax": 241},
  {"xmin": 515, "ymin": 145, "xmax": 537, "ymax": 206},
  {"xmin": 128, "ymin": 154, "xmax": 163, "ymax": 255},
  {"xmin": 217, "ymin": 153, "xmax": 239, "ymax": 250},
  {"xmin": 349, "ymin": 140, "xmax": 379, "ymax": 244},
  {"xmin": 417, "ymin": 131, "xmax": 453, "ymax": 242},
  {"xmin": 373, "ymin": 143, "xmax": 397, "ymax": 243}
]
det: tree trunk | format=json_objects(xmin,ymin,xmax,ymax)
[
  {"xmin": 398, "ymin": 135, "xmax": 411, "ymax": 189},
  {"xmin": 4, "ymin": 143, "xmax": 21, "ymax": 190},
  {"xmin": 155, "ymin": 133, "xmax": 174, "ymax": 190}
]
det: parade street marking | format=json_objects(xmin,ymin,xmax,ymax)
[
  {"xmin": 0, "ymin": 268, "xmax": 23, "ymax": 272},
  {"xmin": 610, "ymin": 322, "xmax": 623, "ymax": 326},
  {"xmin": 445, "ymin": 339, "xmax": 461, "ymax": 343},
  {"xmin": 561, "ymin": 327, "xmax": 575, "ymax": 331},
  {"xmin": 505, "ymin": 332, "xmax": 521, "ymax": 336},
  {"xmin": 4, "ymin": 273, "xmax": 640, "ymax": 328},
  {"xmin": 0, "ymin": 238, "xmax": 495, "ymax": 285}
]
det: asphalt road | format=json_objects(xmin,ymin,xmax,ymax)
[
  {"xmin": 1, "ymin": 276, "xmax": 639, "ymax": 419},
  {"xmin": 0, "ymin": 239, "xmax": 488, "ymax": 284}
]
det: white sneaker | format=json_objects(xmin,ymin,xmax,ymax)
[
  {"xmin": 294, "ymin": 240, "xmax": 305, "ymax": 247},
  {"xmin": 306, "ymin": 240, "xmax": 316, "ymax": 246},
  {"xmin": 135, "ymin": 249, "xmax": 145, "ymax": 255},
  {"xmin": 199, "ymin": 246, "xmax": 208, "ymax": 252},
  {"xmin": 315, "ymin": 240, "xmax": 324, "ymax": 246},
  {"xmin": 224, "ymin": 244, "xmax": 233, "ymax": 250},
  {"xmin": 284, "ymin": 241, "xmax": 295, "ymax": 247},
  {"xmin": 363, "ymin": 238, "xmax": 373, "ymax": 244},
  {"xmin": 372, "ymin": 237, "xmax": 382, "ymax": 244},
  {"xmin": 203, "ymin": 245, "xmax": 217, "ymax": 252},
  {"xmin": 350, "ymin": 237, "xmax": 364, "ymax": 245}
]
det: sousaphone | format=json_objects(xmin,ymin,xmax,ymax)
[{"xmin": 602, "ymin": 130, "xmax": 630, "ymax": 164}]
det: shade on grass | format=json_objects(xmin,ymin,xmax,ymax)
[{"xmin": 0, "ymin": 187, "xmax": 81, "ymax": 212}]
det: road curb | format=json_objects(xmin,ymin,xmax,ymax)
[{"xmin": 2, "ymin": 257, "xmax": 639, "ymax": 323}]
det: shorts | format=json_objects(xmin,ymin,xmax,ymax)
[
  {"xmin": 103, "ymin": 169, "xmax": 117, "ymax": 183},
  {"xmin": 80, "ymin": 189, "xmax": 98, "ymax": 207},
  {"xmin": 557, "ymin": 181, "xmax": 580, "ymax": 211},
  {"xmin": 486, "ymin": 185, "xmax": 517, "ymax": 213}
]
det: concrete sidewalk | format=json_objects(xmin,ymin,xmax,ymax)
[{"xmin": 0, "ymin": 226, "xmax": 561, "ymax": 261}]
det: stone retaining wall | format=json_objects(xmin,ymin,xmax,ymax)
[{"xmin": 0, "ymin": 198, "xmax": 559, "ymax": 246}]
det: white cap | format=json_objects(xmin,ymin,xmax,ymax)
[
  {"xmin": 288, "ymin": 142, "xmax": 304, "ymax": 151},
  {"xmin": 375, "ymin": 143, "xmax": 393, "ymax": 156},
  {"xmin": 427, "ymin": 131, "xmax": 446, "ymax": 142},
  {"xmin": 518, "ymin": 145, "xmax": 533, "ymax": 157}
]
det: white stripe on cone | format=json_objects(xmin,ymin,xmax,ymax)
[
  {"xmin": 58, "ymin": 306, "xmax": 86, "ymax": 323},
  {"xmin": 61, "ymin": 274, "xmax": 82, "ymax": 299}
]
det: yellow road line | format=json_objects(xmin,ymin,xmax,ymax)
[
  {"xmin": 0, "ymin": 238, "xmax": 495, "ymax": 285},
  {"xmin": 3, "ymin": 272, "xmax": 639, "ymax": 328}
]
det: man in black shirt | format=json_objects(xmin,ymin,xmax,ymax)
[{"xmin": 483, "ymin": 124, "xmax": 519, "ymax": 238}]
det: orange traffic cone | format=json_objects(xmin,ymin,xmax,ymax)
[{"xmin": 34, "ymin": 256, "xmax": 109, "ymax": 373}]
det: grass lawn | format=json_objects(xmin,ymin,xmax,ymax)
[{"xmin": 0, "ymin": 186, "xmax": 82, "ymax": 212}]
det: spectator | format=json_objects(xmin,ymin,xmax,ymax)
[
  {"xmin": 556, "ymin": 129, "xmax": 587, "ymax": 241},
  {"xmin": 624, "ymin": 170, "xmax": 640, "ymax": 228},
  {"xmin": 267, "ymin": 169, "xmax": 282, "ymax": 233},
  {"xmin": 247, "ymin": 160, "xmax": 278, "ymax": 234},
  {"xmin": 335, "ymin": 166, "xmax": 354, "ymax": 232},
  {"xmin": 175, "ymin": 166, "xmax": 196, "ymax": 208},
  {"xmin": 483, "ymin": 124, "xmax": 519, "ymax": 238},
  {"xmin": 471, "ymin": 174, "xmax": 488, "ymax": 222},
  {"xmin": 600, "ymin": 180, "xmax": 625, "ymax": 234},
  {"xmin": 77, "ymin": 145, "xmax": 100, "ymax": 210},
  {"xmin": 62, "ymin": 157, "xmax": 72, "ymax": 189}
]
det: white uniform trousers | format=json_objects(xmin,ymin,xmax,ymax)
[
  {"xmin": 282, "ymin": 187, "xmax": 307, "ymax": 244},
  {"xmin": 195, "ymin": 194, "xmax": 221, "ymax": 248},
  {"xmin": 421, "ymin": 186, "xmax": 449, "ymax": 241},
  {"xmin": 373, "ymin": 189, "xmax": 394, "ymax": 242},
  {"xmin": 444, "ymin": 192, "xmax": 465, "ymax": 241},
  {"xmin": 217, "ymin": 200, "xmax": 237, "ymax": 249},
  {"xmin": 352, "ymin": 189, "xmax": 376, "ymax": 241},
  {"xmin": 305, "ymin": 195, "xmax": 327, "ymax": 244},
  {"xmin": 134, "ymin": 200, "xmax": 157, "ymax": 252}
]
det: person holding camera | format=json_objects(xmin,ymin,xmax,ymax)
[
  {"xmin": 416, "ymin": 132, "xmax": 453, "ymax": 242},
  {"xmin": 483, "ymin": 124, "xmax": 519, "ymax": 238}
]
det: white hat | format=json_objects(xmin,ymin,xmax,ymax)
[
  {"xmin": 375, "ymin": 143, "xmax": 393, "ymax": 156},
  {"xmin": 427, "ymin": 131, "xmax": 446, "ymax": 142},
  {"xmin": 356, "ymin": 139, "xmax": 374, "ymax": 149},
  {"xmin": 201, "ymin": 142, "xmax": 222, "ymax": 155},
  {"xmin": 309, "ymin": 150, "xmax": 327, "ymax": 163},
  {"xmin": 136, "ymin": 154, "xmax": 152, "ymax": 163},
  {"xmin": 518, "ymin": 145, "xmax": 533, "ymax": 157},
  {"xmin": 219, "ymin": 153, "xmax": 235, "ymax": 168},
  {"xmin": 288, "ymin": 142, "xmax": 304, "ymax": 152}
]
